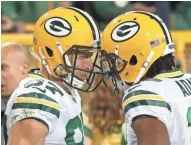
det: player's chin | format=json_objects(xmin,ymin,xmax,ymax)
[
  {"xmin": 1, "ymin": 86, "xmax": 7, "ymax": 93},
  {"xmin": 74, "ymin": 73, "xmax": 86, "ymax": 81},
  {"xmin": 79, "ymin": 75, "xmax": 87, "ymax": 81},
  {"xmin": 76, "ymin": 71, "xmax": 90, "ymax": 80},
  {"xmin": 1, "ymin": 91, "xmax": 10, "ymax": 97}
]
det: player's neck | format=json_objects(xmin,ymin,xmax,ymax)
[
  {"xmin": 40, "ymin": 67, "xmax": 60, "ymax": 85},
  {"xmin": 40, "ymin": 67, "xmax": 73, "ymax": 95}
]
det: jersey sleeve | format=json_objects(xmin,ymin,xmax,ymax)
[
  {"xmin": 9, "ymin": 79, "xmax": 61, "ymax": 134},
  {"xmin": 122, "ymin": 87, "xmax": 172, "ymax": 128}
]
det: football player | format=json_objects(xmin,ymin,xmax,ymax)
[
  {"xmin": 100, "ymin": 11, "xmax": 191, "ymax": 145},
  {"xmin": 4, "ymin": 7, "xmax": 101, "ymax": 145}
]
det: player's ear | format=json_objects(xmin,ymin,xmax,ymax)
[{"xmin": 21, "ymin": 63, "xmax": 29, "ymax": 75}]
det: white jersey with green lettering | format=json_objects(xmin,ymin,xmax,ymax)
[
  {"xmin": 122, "ymin": 69, "xmax": 191, "ymax": 145},
  {"xmin": 4, "ymin": 69, "xmax": 84, "ymax": 145}
]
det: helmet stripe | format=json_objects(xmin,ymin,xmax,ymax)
[
  {"xmin": 135, "ymin": 11, "xmax": 173, "ymax": 44},
  {"xmin": 66, "ymin": 7, "xmax": 100, "ymax": 41}
]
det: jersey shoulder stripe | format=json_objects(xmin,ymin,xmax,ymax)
[
  {"xmin": 154, "ymin": 68, "xmax": 183, "ymax": 79},
  {"xmin": 12, "ymin": 102, "xmax": 60, "ymax": 118},
  {"xmin": 13, "ymin": 92, "xmax": 60, "ymax": 118},
  {"xmin": 123, "ymin": 90, "xmax": 158, "ymax": 101},
  {"xmin": 16, "ymin": 92, "xmax": 58, "ymax": 103},
  {"xmin": 122, "ymin": 90, "xmax": 171, "ymax": 113},
  {"xmin": 145, "ymin": 78, "xmax": 162, "ymax": 82},
  {"xmin": 123, "ymin": 100, "xmax": 171, "ymax": 114},
  {"xmin": 14, "ymin": 97, "xmax": 59, "ymax": 110}
]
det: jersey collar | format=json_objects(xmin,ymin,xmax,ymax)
[{"xmin": 28, "ymin": 68, "xmax": 44, "ymax": 78}]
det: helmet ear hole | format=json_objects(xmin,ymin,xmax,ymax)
[
  {"xmin": 46, "ymin": 47, "xmax": 53, "ymax": 57},
  {"xmin": 129, "ymin": 55, "xmax": 137, "ymax": 66}
]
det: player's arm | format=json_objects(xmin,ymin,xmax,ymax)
[
  {"xmin": 132, "ymin": 115, "xmax": 170, "ymax": 145},
  {"xmin": 122, "ymin": 88, "xmax": 172, "ymax": 145},
  {"xmin": 7, "ymin": 118, "xmax": 48, "ymax": 145},
  {"xmin": 6, "ymin": 80, "xmax": 61, "ymax": 145}
]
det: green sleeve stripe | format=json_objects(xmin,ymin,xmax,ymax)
[
  {"xmin": 145, "ymin": 78, "xmax": 162, "ymax": 82},
  {"xmin": 17, "ymin": 92, "xmax": 58, "ymax": 103},
  {"xmin": 12, "ymin": 103, "xmax": 60, "ymax": 118},
  {"xmin": 123, "ymin": 90, "xmax": 158, "ymax": 102},
  {"xmin": 124, "ymin": 100, "xmax": 171, "ymax": 113},
  {"xmin": 170, "ymin": 74, "xmax": 184, "ymax": 78},
  {"xmin": 163, "ymin": 68, "xmax": 181, "ymax": 73},
  {"xmin": 28, "ymin": 69, "xmax": 43, "ymax": 77},
  {"xmin": 83, "ymin": 125, "xmax": 92, "ymax": 138}
]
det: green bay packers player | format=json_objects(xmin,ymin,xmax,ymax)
[
  {"xmin": 101, "ymin": 11, "xmax": 191, "ymax": 145},
  {"xmin": 4, "ymin": 7, "xmax": 101, "ymax": 145}
]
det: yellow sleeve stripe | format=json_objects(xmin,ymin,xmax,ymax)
[
  {"xmin": 154, "ymin": 70, "xmax": 182, "ymax": 79},
  {"xmin": 14, "ymin": 97, "xmax": 60, "ymax": 110},
  {"xmin": 122, "ymin": 95, "xmax": 164, "ymax": 109}
]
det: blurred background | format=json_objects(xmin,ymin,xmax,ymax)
[{"xmin": 1, "ymin": 1, "xmax": 191, "ymax": 145}]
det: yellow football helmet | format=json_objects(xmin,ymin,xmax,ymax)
[
  {"xmin": 101, "ymin": 11, "xmax": 175, "ymax": 87},
  {"xmin": 31, "ymin": 7, "xmax": 102, "ymax": 92}
]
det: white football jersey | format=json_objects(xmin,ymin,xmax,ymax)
[
  {"xmin": 122, "ymin": 69, "xmax": 191, "ymax": 145},
  {"xmin": 4, "ymin": 69, "xmax": 84, "ymax": 145}
]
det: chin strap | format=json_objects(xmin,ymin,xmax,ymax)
[
  {"xmin": 66, "ymin": 73, "xmax": 85, "ymax": 89},
  {"xmin": 56, "ymin": 41, "xmax": 86, "ymax": 89},
  {"xmin": 30, "ymin": 47, "xmax": 41, "ymax": 62},
  {"xmin": 56, "ymin": 42, "xmax": 71, "ymax": 67},
  {"xmin": 38, "ymin": 47, "xmax": 58, "ymax": 78},
  {"xmin": 133, "ymin": 50, "xmax": 155, "ymax": 84}
]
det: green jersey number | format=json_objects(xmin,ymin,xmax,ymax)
[
  {"xmin": 24, "ymin": 79, "xmax": 63, "ymax": 96},
  {"xmin": 187, "ymin": 107, "xmax": 191, "ymax": 127},
  {"xmin": 65, "ymin": 115, "xmax": 84, "ymax": 145}
]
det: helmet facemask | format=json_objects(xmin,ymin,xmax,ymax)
[
  {"xmin": 54, "ymin": 41, "xmax": 102, "ymax": 92},
  {"xmin": 100, "ymin": 50, "xmax": 128, "ymax": 95}
]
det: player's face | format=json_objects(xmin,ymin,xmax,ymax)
[
  {"xmin": 73, "ymin": 52, "xmax": 93, "ymax": 81},
  {"xmin": 1, "ymin": 50, "xmax": 25, "ymax": 97},
  {"xmin": 54, "ymin": 46, "xmax": 102, "ymax": 91}
]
